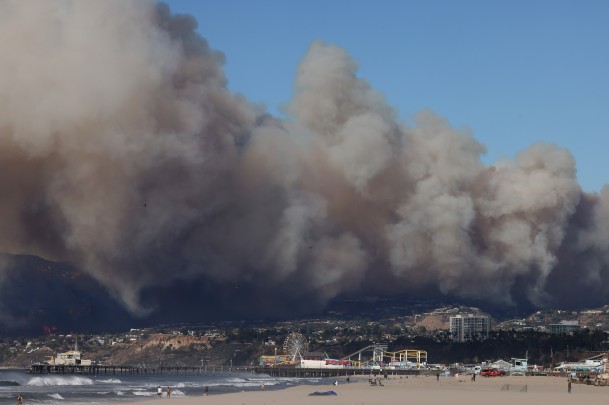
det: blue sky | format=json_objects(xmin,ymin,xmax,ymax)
[{"xmin": 165, "ymin": 0, "xmax": 608, "ymax": 192}]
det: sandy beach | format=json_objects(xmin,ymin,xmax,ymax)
[{"xmin": 98, "ymin": 375, "xmax": 608, "ymax": 405}]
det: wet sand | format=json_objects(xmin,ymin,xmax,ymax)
[{"xmin": 97, "ymin": 374, "xmax": 608, "ymax": 405}]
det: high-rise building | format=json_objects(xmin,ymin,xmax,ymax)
[{"xmin": 449, "ymin": 314, "xmax": 490, "ymax": 342}]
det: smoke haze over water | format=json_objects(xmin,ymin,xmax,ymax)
[{"xmin": 1, "ymin": 0, "xmax": 608, "ymax": 330}]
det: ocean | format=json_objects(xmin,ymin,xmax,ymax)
[{"xmin": 0, "ymin": 369, "xmax": 331, "ymax": 404}]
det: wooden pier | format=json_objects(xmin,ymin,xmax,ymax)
[
  {"xmin": 26, "ymin": 364, "xmax": 254, "ymax": 375},
  {"xmin": 26, "ymin": 363, "xmax": 437, "ymax": 378},
  {"xmin": 254, "ymin": 366, "xmax": 436, "ymax": 378}
]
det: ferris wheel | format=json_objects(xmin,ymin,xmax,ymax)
[{"xmin": 282, "ymin": 332, "xmax": 309, "ymax": 361}]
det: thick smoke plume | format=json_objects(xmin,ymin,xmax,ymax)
[{"xmin": 0, "ymin": 1, "xmax": 608, "ymax": 325}]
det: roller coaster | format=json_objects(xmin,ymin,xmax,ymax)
[
  {"xmin": 340, "ymin": 344, "xmax": 427, "ymax": 369},
  {"xmin": 339, "ymin": 343, "xmax": 387, "ymax": 368}
]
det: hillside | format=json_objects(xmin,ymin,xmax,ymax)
[{"xmin": 1, "ymin": 334, "xmax": 259, "ymax": 368}]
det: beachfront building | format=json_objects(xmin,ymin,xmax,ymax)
[
  {"xmin": 449, "ymin": 314, "xmax": 490, "ymax": 342},
  {"xmin": 549, "ymin": 320, "xmax": 580, "ymax": 335}
]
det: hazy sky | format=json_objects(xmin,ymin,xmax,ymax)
[{"xmin": 165, "ymin": 0, "xmax": 608, "ymax": 192}]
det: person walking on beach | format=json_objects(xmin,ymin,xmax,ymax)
[
  {"xmin": 204, "ymin": 386, "xmax": 209, "ymax": 396},
  {"xmin": 568, "ymin": 379, "xmax": 572, "ymax": 394},
  {"xmin": 157, "ymin": 386, "xmax": 162, "ymax": 398},
  {"xmin": 17, "ymin": 394, "xmax": 23, "ymax": 405},
  {"xmin": 436, "ymin": 373, "xmax": 440, "ymax": 382},
  {"xmin": 166, "ymin": 386, "xmax": 171, "ymax": 398}
]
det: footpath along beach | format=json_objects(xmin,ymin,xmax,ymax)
[{"xmin": 72, "ymin": 375, "xmax": 609, "ymax": 405}]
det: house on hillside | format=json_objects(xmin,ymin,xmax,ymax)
[{"xmin": 549, "ymin": 320, "xmax": 580, "ymax": 334}]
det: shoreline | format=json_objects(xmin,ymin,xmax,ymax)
[{"xmin": 67, "ymin": 375, "xmax": 609, "ymax": 405}]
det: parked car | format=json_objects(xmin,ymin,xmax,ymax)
[{"xmin": 480, "ymin": 368, "xmax": 504, "ymax": 377}]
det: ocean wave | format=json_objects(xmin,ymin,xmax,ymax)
[
  {"xmin": 27, "ymin": 376, "xmax": 94, "ymax": 386},
  {"xmin": 230, "ymin": 382, "xmax": 279, "ymax": 388},
  {"xmin": 205, "ymin": 381, "xmax": 279, "ymax": 388},
  {"xmin": 116, "ymin": 391, "xmax": 124, "ymax": 396},
  {"xmin": 170, "ymin": 390, "xmax": 185, "ymax": 397},
  {"xmin": 246, "ymin": 378, "xmax": 276, "ymax": 382},
  {"xmin": 140, "ymin": 383, "xmax": 164, "ymax": 389},
  {"xmin": 0, "ymin": 394, "xmax": 18, "ymax": 399},
  {"xmin": 0, "ymin": 380, "xmax": 20, "ymax": 386},
  {"xmin": 169, "ymin": 378, "xmax": 280, "ymax": 393},
  {"xmin": 48, "ymin": 393, "xmax": 64, "ymax": 400},
  {"xmin": 97, "ymin": 378, "xmax": 122, "ymax": 384}
]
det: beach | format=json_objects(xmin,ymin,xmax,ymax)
[{"xmin": 95, "ymin": 375, "xmax": 608, "ymax": 405}]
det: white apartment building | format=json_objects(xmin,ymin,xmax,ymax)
[{"xmin": 450, "ymin": 314, "xmax": 490, "ymax": 342}]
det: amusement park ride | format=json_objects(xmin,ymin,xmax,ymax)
[
  {"xmin": 259, "ymin": 332, "xmax": 427, "ymax": 370},
  {"xmin": 259, "ymin": 332, "xmax": 309, "ymax": 366}
]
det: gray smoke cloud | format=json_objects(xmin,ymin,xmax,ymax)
[{"xmin": 0, "ymin": 0, "xmax": 608, "ymax": 323}]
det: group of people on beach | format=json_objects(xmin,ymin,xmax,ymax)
[
  {"xmin": 157, "ymin": 386, "xmax": 171, "ymax": 398},
  {"xmin": 368, "ymin": 377, "xmax": 384, "ymax": 386}
]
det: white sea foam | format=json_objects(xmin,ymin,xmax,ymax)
[
  {"xmin": 232, "ymin": 381, "xmax": 279, "ymax": 387},
  {"xmin": 170, "ymin": 390, "xmax": 185, "ymax": 397},
  {"xmin": 116, "ymin": 391, "xmax": 124, "ymax": 396},
  {"xmin": 48, "ymin": 393, "xmax": 64, "ymax": 400},
  {"xmin": 206, "ymin": 380, "xmax": 279, "ymax": 388},
  {"xmin": 97, "ymin": 378, "xmax": 122, "ymax": 384},
  {"xmin": 132, "ymin": 390, "xmax": 156, "ymax": 397},
  {"xmin": 27, "ymin": 376, "xmax": 94, "ymax": 386},
  {"xmin": 223, "ymin": 377, "xmax": 284, "ymax": 387},
  {"xmin": 141, "ymin": 383, "xmax": 162, "ymax": 389}
]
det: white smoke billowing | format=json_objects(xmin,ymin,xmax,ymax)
[{"xmin": 1, "ymin": 0, "xmax": 608, "ymax": 320}]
